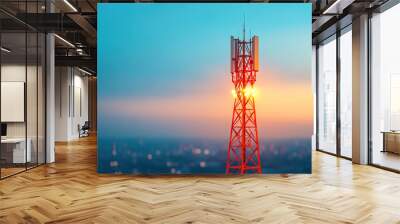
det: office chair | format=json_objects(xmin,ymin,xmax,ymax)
[{"xmin": 79, "ymin": 121, "xmax": 90, "ymax": 138}]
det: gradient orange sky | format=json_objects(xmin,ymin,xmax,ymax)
[{"xmin": 101, "ymin": 69, "xmax": 313, "ymax": 140}]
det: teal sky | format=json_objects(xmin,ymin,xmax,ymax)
[
  {"xmin": 98, "ymin": 3, "xmax": 311, "ymax": 99},
  {"xmin": 98, "ymin": 3, "xmax": 312, "ymax": 139}
]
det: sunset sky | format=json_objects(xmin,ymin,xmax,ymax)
[{"xmin": 98, "ymin": 3, "xmax": 312, "ymax": 140}]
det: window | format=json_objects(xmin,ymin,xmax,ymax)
[
  {"xmin": 339, "ymin": 28, "xmax": 352, "ymax": 158},
  {"xmin": 371, "ymin": 3, "xmax": 400, "ymax": 171},
  {"xmin": 317, "ymin": 36, "xmax": 337, "ymax": 154}
]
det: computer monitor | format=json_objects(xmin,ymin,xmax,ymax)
[{"xmin": 1, "ymin": 123, "xmax": 7, "ymax": 137}]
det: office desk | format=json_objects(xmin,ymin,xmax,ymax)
[
  {"xmin": 382, "ymin": 131, "xmax": 400, "ymax": 154},
  {"xmin": 1, "ymin": 138, "xmax": 31, "ymax": 163}
]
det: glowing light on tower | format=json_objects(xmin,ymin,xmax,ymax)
[{"xmin": 226, "ymin": 26, "xmax": 262, "ymax": 174}]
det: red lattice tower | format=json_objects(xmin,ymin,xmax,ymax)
[{"xmin": 226, "ymin": 29, "xmax": 261, "ymax": 174}]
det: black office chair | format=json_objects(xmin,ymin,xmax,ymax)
[{"xmin": 79, "ymin": 121, "xmax": 90, "ymax": 138}]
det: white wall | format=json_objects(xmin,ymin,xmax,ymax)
[
  {"xmin": 1, "ymin": 64, "xmax": 46, "ymax": 164},
  {"xmin": 55, "ymin": 67, "xmax": 89, "ymax": 141},
  {"xmin": 55, "ymin": 66, "xmax": 70, "ymax": 141},
  {"xmin": 1, "ymin": 65, "xmax": 27, "ymax": 140},
  {"xmin": 72, "ymin": 73, "xmax": 89, "ymax": 138},
  {"xmin": 1, "ymin": 65, "xmax": 39, "ymax": 138}
]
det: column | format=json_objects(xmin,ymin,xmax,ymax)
[{"xmin": 352, "ymin": 14, "xmax": 369, "ymax": 164}]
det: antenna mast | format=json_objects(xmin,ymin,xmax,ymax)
[{"xmin": 227, "ymin": 25, "xmax": 261, "ymax": 174}]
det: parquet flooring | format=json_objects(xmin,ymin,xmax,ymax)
[
  {"xmin": 1, "ymin": 135, "xmax": 400, "ymax": 223},
  {"xmin": 1, "ymin": 167, "xmax": 26, "ymax": 178}
]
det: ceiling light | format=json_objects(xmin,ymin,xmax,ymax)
[
  {"xmin": 323, "ymin": 1, "xmax": 340, "ymax": 14},
  {"xmin": 63, "ymin": 0, "xmax": 78, "ymax": 12},
  {"xmin": 1, "ymin": 47, "xmax": 11, "ymax": 53},
  {"xmin": 78, "ymin": 67, "xmax": 93, "ymax": 76},
  {"xmin": 76, "ymin": 48, "xmax": 85, "ymax": 55},
  {"xmin": 54, "ymin": 34, "xmax": 75, "ymax": 48},
  {"xmin": 323, "ymin": 0, "xmax": 354, "ymax": 15}
]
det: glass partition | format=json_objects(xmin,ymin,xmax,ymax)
[
  {"xmin": 0, "ymin": 31, "xmax": 28, "ymax": 177},
  {"xmin": 0, "ymin": 1, "xmax": 46, "ymax": 179},
  {"xmin": 27, "ymin": 30, "xmax": 38, "ymax": 169},
  {"xmin": 38, "ymin": 32, "xmax": 45, "ymax": 165}
]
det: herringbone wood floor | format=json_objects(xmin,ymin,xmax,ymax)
[{"xmin": 1, "ymin": 135, "xmax": 400, "ymax": 224}]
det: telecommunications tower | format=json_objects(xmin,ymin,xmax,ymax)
[{"xmin": 226, "ymin": 26, "xmax": 261, "ymax": 174}]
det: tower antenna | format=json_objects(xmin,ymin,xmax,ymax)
[
  {"xmin": 243, "ymin": 14, "xmax": 246, "ymax": 40},
  {"xmin": 249, "ymin": 29, "xmax": 252, "ymax": 41},
  {"xmin": 227, "ymin": 25, "xmax": 261, "ymax": 174}
]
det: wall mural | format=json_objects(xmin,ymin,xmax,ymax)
[{"xmin": 98, "ymin": 3, "xmax": 312, "ymax": 174}]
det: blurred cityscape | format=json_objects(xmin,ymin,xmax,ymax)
[{"xmin": 98, "ymin": 137, "xmax": 311, "ymax": 174}]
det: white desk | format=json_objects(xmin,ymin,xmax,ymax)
[{"xmin": 1, "ymin": 138, "xmax": 31, "ymax": 163}]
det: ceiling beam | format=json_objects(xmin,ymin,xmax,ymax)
[
  {"xmin": 55, "ymin": 55, "xmax": 96, "ymax": 72},
  {"xmin": 67, "ymin": 13, "xmax": 97, "ymax": 45}
]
